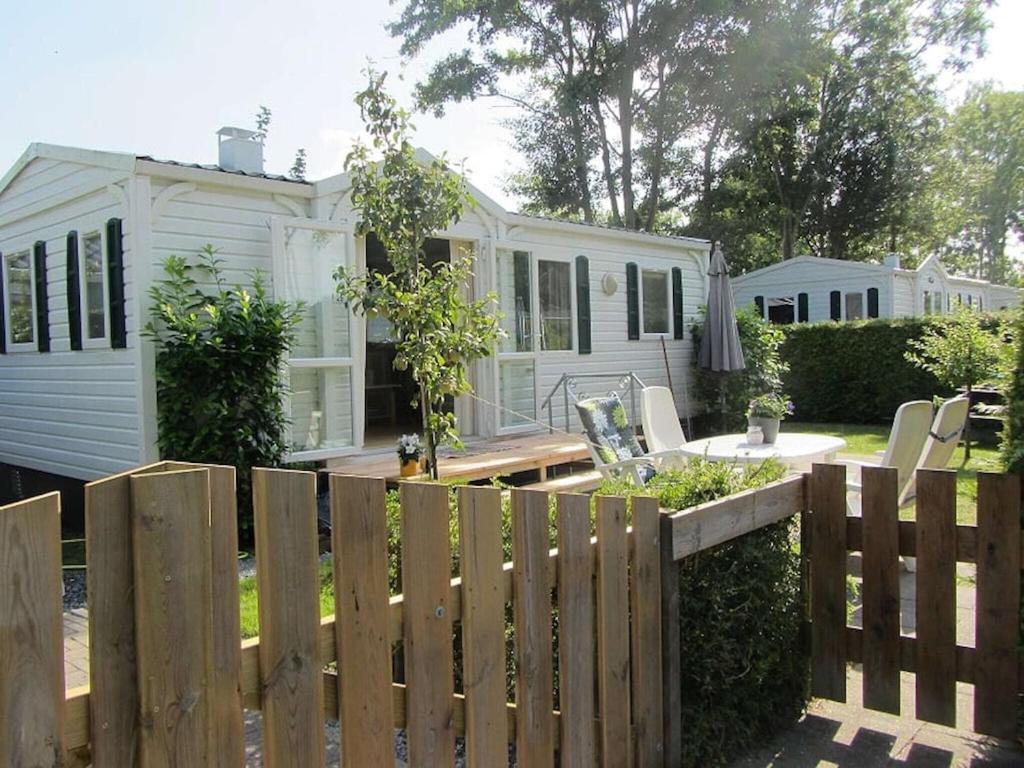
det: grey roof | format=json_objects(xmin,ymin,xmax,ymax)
[
  {"xmin": 510, "ymin": 211, "xmax": 711, "ymax": 245},
  {"xmin": 135, "ymin": 155, "xmax": 311, "ymax": 185}
]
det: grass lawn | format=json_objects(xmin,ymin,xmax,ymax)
[
  {"xmin": 789, "ymin": 421, "xmax": 1002, "ymax": 525},
  {"xmin": 238, "ymin": 560, "xmax": 335, "ymax": 639}
]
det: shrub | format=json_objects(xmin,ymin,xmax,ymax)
[
  {"xmin": 692, "ymin": 307, "xmax": 789, "ymax": 432},
  {"xmin": 780, "ymin": 314, "xmax": 1010, "ymax": 424},
  {"xmin": 145, "ymin": 247, "xmax": 301, "ymax": 536},
  {"xmin": 598, "ymin": 458, "xmax": 807, "ymax": 768}
]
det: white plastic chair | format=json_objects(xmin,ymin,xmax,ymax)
[
  {"xmin": 844, "ymin": 400, "xmax": 933, "ymax": 513},
  {"xmin": 900, "ymin": 396, "xmax": 970, "ymax": 507},
  {"xmin": 641, "ymin": 386, "xmax": 688, "ymax": 454}
]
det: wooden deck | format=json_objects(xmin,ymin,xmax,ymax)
[{"xmin": 324, "ymin": 432, "xmax": 591, "ymax": 484}]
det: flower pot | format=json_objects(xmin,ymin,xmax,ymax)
[
  {"xmin": 748, "ymin": 416, "xmax": 781, "ymax": 444},
  {"xmin": 400, "ymin": 458, "xmax": 421, "ymax": 477}
]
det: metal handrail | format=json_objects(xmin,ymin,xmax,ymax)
[{"xmin": 540, "ymin": 372, "xmax": 647, "ymax": 434}]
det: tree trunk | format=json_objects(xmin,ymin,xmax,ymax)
[
  {"xmin": 781, "ymin": 214, "xmax": 799, "ymax": 260},
  {"xmin": 420, "ymin": 388, "xmax": 438, "ymax": 480},
  {"xmin": 619, "ymin": 80, "xmax": 636, "ymax": 229},
  {"xmin": 642, "ymin": 61, "xmax": 669, "ymax": 232},
  {"xmin": 701, "ymin": 116, "xmax": 725, "ymax": 227},
  {"xmin": 568, "ymin": 111, "xmax": 595, "ymax": 222},
  {"xmin": 592, "ymin": 98, "xmax": 622, "ymax": 226}
]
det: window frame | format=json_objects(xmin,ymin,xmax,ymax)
[
  {"xmin": 533, "ymin": 254, "xmax": 576, "ymax": 353},
  {"xmin": 844, "ymin": 290, "xmax": 865, "ymax": 321},
  {"xmin": 638, "ymin": 265, "xmax": 672, "ymax": 337},
  {"xmin": 3, "ymin": 248, "xmax": 37, "ymax": 352},
  {"xmin": 766, "ymin": 296, "xmax": 797, "ymax": 325},
  {"xmin": 78, "ymin": 228, "xmax": 111, "ymax": 349}
]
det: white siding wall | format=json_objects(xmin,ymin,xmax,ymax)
[
  {"xmin": 0, "ymin": 159, "xmax": 140, "ymax": 479},
  {"xmin": 893, "ymin": 273, "xmax": 915, "ymax": 317},
  {"xmin": 497, "ymin": 228, "xmax": 707, "ymax": 435}
]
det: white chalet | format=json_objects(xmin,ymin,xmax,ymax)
[
  {"xmin": 731, "ymin": 254, "xmax": 1020, "ymax": 324},
  {"xmin": 0, "ymin": 135, "xmax": 711, "ymax": 488}
]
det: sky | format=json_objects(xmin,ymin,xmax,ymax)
[{"xmin": 1, "ymin": 0, "xmax": 1022, "ymax": 213}]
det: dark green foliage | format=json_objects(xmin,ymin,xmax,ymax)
[
  {"xmin": 145, "ymin": 246, "xmax": 302, "ymax": 535},
  {"xmin": 1001, "ymin": 306, "xmax": 1024, "ymax": 476},
  {"xmin": 599, "ymin": 458, "xmax": 806, "ymax": 767},
  {"xmin": 691, "ymin": 307, "xmax": 789, "ymax": 432}
]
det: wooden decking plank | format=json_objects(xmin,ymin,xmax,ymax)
[
  {"xmin": 556, "ymin": 493, "xmax": 596, "ymax": 768},
  {"xmin": 596, "ymin": 495, "xmax": 631, "ymax": 768},
  {"xmin": 915, "ymin": 469, "xmax": 957, "ymax": 727},
  {"xmin": 973, "ymin": 472, "xmax": 1021, "ymax": 738},
  {"xmin": 512, "ymin": 488, "xmax": 556, "ymax": 766},
  {"xmin": 0, "ymin": 493, "xmax": 64, "ymax": 768},
  {"xmin": 861, "ymin": 466, "xmax": 901, "ymax": 715},
  {"xmin": 401, "ymin": 482, "xmax": 457, "ymax": 766},
  {"xmin": 458, "ymin": 486, "xmax": 509, "ymax": 768},
  {"xmin": 253, "ymin": 468, "xmax": 326, "ymax": 768}
]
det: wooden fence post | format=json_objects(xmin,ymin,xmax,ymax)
[
  {"xmin": 659, "ymin": 510, "xmax": 681, "ymax": 768},
  {"xmin": 810, "ymin": 463, "xmax": 847, "ymax": 702},
  {"xmin": 915, "ymin": 469, "xmax": 957, "ymax": 727},
  {"xmin": 973, "ymin": 471, "xmax": 1021, "ymax": 738},
  {"xmin": 596, "ymin": 495, "xmax": 630, "ymax": 768},
  {"xmin": 0, "ymin": 493, "xmax": 64, "ymax": 768},
  {"xmin": 331, "ymin": 474, "xmax": 394, "ymax": 767},
  {"xmin": 252, "ymin": 468, "xmax": 325, "ymax": 768},
  {"xmin": 631, "ymin": 496, "xmax": 663, "ymax": 767},
  {"xmin": 131, "ymin": 468, "xmax": 213, "ymax": 768},
  {"xmin": 402, "ymin": 482, "xmax": 456, "ymax": 767}
]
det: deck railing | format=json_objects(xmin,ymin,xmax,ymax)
[{"xmin": 540, "ymin": 371, "xmax": 646, "ymax": 435}]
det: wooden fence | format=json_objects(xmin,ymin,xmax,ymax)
[
  {"xmin": 1, "ymin": 461, "xmax": 665, "ymax": 767},
  {"xmin": 2, "ymin": 461, "xmax": 1021, "ymax": 767}
]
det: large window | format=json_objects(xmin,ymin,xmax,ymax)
[
  {"xmin": 81, "ymin": 232, "xmax": 108, "ymax": 342},
  {"xmin": 497, "ymin": 250, "xmax": 533, "ymax": 353},
  {"xmin": 845, "ymin": 292, "xmax": 863, "ymax": 320},
  {"xmin": 767, "ymin": 297, "xmax": 795, "ymax": 324},
  {"xmin": 641, "ymin": 268, "xmax": 669, "ymax": 334},
  {"xmin": 4, "ymin": 250, "xmax": 34, "ymax": 348},
  {"xmin": 538, "ymin": 259, "xmax": 572, "ymax": 351}
]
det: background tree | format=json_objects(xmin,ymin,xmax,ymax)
[{"xmin": 336, "ymin": 71, "xmax": 503, "ymax": 478}]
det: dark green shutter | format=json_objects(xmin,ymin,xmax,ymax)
[
  {"xmin": 106, "ymin": 218, "xmax": 127, "ymax": 348},
  {"xmin": 829, "ymin": 291, "xmax": 841, "ymax": 320},
  {"xmin": 867, "ymin": 287, "xmax": 879, "ymax": 318},
  {"xmin": 66, "ymin": 232, "xmax": 82, "ymax": 351},
  {"xmin": 797, "ymin": 293, "xmax": 809, "ymax": 322},
  {"xmin": 0, "ymin": 252, "xmax": 6, "ymax": 353},
  {"xmin": 626, "ymin": 262, "xmax": 639, "ymax": 340},
  {"xmin": 33, "ymin": 241, "xmax": 50, "ymax": 352},
  {"xmin": 754, "ymin": 295, "xmax": 764, "ymax": 317},
  {"xmin": 671, "ymin": 267, "xmax": 684, "ymax": 339},
  {"xmin": 575, "ymin": 255, "xmax": 591, "ymax": 354}
]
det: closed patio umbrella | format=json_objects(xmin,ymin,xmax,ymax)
[{"xmin": 698, "ymin": 246, "xmax": 745, "ymax": 431}]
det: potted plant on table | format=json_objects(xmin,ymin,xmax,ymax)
[
  {"xmin": 746, "ymin": 393, "xmax": 794, "ymax": 444},
  {"xmin": 397, "ymin": 434, "xmax": 423, "ymax": 477}
]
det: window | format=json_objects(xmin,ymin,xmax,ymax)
[
  {"xmin": 640, "ymin": 269, "xmax": 669, "ymax": 334},
  {"xmin": 81, "ymin": 232, "xmax": 107, "ymax": 341},
  {"xmin": 767, "ymin": 297, "xmax": 795, "ymax": 324},
  {"xmin": 923, "ymin": 290, "xmax": 932, "ymax": 315},
  {"xmin": 4, "ymin": 250, "xmax": 34, "ymax": 347},
  {"xmin": 538, "ymin": 259, "xmax": 572, "ymax": 350},
  {"xmin": 845, "ymin": 292, "xmax": 863, "ymax": 320},
  {"xmin": 497, "ymin": 250, "xmax": 533, "ymax": 353}
]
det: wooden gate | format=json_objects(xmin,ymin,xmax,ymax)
[{"xmin": 0, "ymin": 461, "xmax": 664, "ymax": 767}]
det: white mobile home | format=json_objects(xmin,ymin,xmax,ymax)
[
  {"xmin": 731, "ymin": 254, "xmax": 1020, "ymax": 324},
  {"xmin": 0, "ymin": 136, "xmax": 710, "ymax": 488}
]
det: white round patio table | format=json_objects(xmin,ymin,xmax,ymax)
[{"xmin": 679, "ymin": 432, "xmax": 846, "ymax": 471}]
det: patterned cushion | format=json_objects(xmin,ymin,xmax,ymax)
[{"xmin": 575, "ymin": 395, "xmax": 655, "ymax": 482}]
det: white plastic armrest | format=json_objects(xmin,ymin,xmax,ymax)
[{"xmin": 834, "ymin": 458, "xmax": 880, "ymax": 469}]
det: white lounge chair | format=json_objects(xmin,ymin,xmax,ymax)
[
  {"xmin": 576, "ymin": 393, "xmax": 686, "ymax": 486},
  {"xmin": 900, "ymin": 396, "xmax": 970, "ymax": 507},
  {"xmin": 843, "ymin": 400, "xmax": 933, "ymax": 514},
  {"xmin": 641, "ymin": 386, "xmax": 688, "ymax": 453}
]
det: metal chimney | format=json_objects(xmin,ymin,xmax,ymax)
[{"xmin": 217, "ymin": 127, "xmax": 264, "ymax": 174}]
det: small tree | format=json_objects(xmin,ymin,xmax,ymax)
[
  {"xmin": 145, "ymin": 245, "xmax": 301, "ymax": 534},
  {"xmin": 905, "ymin": 305, "xmax": 1004, "ymax": 460},
  {"xmin": 336, "ymin": 71, "xmax": 503, "ymax": 478},
  {"xmin": 1000, "ymin": 306, "xmax": 1024, "ymax": 474}
]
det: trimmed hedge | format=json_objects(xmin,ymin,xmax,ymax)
[{"xmin": 779, "ymin": 318, "xmax": 949, "ymax": 424}]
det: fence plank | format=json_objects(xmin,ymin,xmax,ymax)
[
  {"xmin": 331, "ymin": 475, "xmax": 394, "ymax": 767},
  {"xmin": 915, "ymin": 469, "xmax": 957, "ymax": 727},
  {"xmin": 631, "ymin": 496, "xmax": 664, "ymax": 768},
  {"xmin": 810, "ymin": 463, "xmax": 847, "ymax": 701},
  {"xmin": 973, "ymin": 472, "xmax": 1021, "ymax": 738},
  {"xmin": 556, "ymin": 493, "xmax": 595, "ymax": 768},
  {"xmin": 596, "ymin": 495, "xmax": 631, "ymax": 768},
  {"xmin": 512, "ymin": 488, "xmax": 555, "ymax": 767},
  {"xmin": 459, "ymin": 486, "xmax": 509, "ymax": 768},
  {"xmin": 252, "ymin": 468, "xmax": 325, "ymax": 768},
  {"xmin": 86, "ymin": 464, "xmax": 164, "ymax": 768},
  {"xmin": 0, "ymin": 493, "xmax": 64, "ymax": 768},
  {"xmin": 131, "ymin": 468, "xmax": 213, "ymax": 768},
  {"xmin": 861, "ymin": 466, "xmax": 901, "ymax": 715},
  {"xmin": 401, "ymin": 482, "xmax": 456, "ymax": 767},
  {"xmin": 659, "ymin": 512, "xmax": 682, "ymax": 768}
]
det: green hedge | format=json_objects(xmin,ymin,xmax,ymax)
[{"xmin": 779, "ymin": 318, "xmax": 948, "ymax": 424}]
